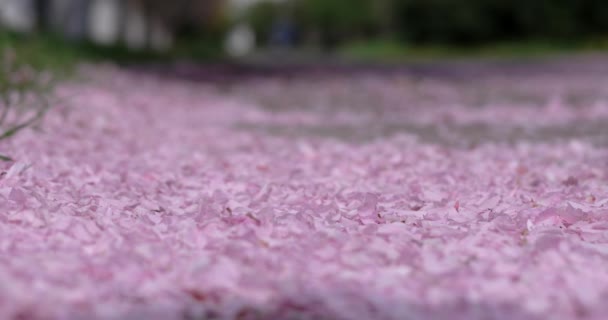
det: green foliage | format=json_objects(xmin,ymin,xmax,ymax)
[
  {"xmin": 339, "ymin": 38, "xmax": 607, "ymax": 63},
  {"xmin": 293, "ymin": 0, "xmax": 380, "ymax": 48},
  {"xmin": 0, "ymin": 28, "xmax": 226, "ymax": 70},
  {"xmin": 394, "ymin": 0, "xmax": 608, "ymax": 45},
  {"xmin": 247, "ymin": 1, "xmax": 280, "ymax": 44},
  {"xmin": 246, "ymin": 0, "xmax": 608, "ymax": 48},
  {"xmin": 246, "ymin": 0, "xmax": 385, "ymax": 48},
  {"xmin": 0, "ymin": 32, "xmax": 80, "ymax": 75}
]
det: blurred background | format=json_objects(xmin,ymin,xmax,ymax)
[{"xmin": 1, "ymin": 0, "xmax": 608, "ymax": 68}]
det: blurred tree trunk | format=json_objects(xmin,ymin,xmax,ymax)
[
  {"xmin": 116, "ymin": 0, "xmax": 128, "ymax": 42},
  {"xmin": 64, "ymin": 0, "xmax": 90, "ymax": 41},
  {"xmin": 122, "ymin": 0, "xmax": 148, "ymax": 50},
  {"xmin": 373, "ymin": 0, "xmax": 394, "ymax": 38},
  {"xmin": 142, "ymin": 0, "xmax": 224, "ymax": 33},
  {"xmin": 33, "ymin": 0, "xmax": 49, "ymax": 30}
]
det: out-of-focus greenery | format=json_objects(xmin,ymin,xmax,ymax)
[
  {"xmin": 292, "ymin": 0, "xmax": 380, "ymax": 49},
  {"xmin": 246, "ymin": 0, "xmax": 608, "ymax": 50},
  {"xmin": 246, "ymin": 1, "xmax": 279, "ymax": 45},
  {"xmin": 393, "ymin": 0, "xmax": 608, "ymax": 45},
  {"xmin": 247, "ymin": 0, "xmax": 383, "ymax": 49},
  {"xmin": 339, "ymin": 38, "xmax": 608, "ymax": 62},
  {"xmin": 0, "ymin": 27, "xmax": 226, "ymax": 74},
  {"xmin": 0, "ymin": 31, "xmax": 166, "ymax": 75},
  {"xmin": 0, "ymin": 32, "xmax": 81, "ymax": 75}
]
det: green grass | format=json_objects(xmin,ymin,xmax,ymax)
[
  {"xmin": 0, "ymin": 31, "xmax": 173, "ymax": 73},
  {"xmin": 339, "ymin": 38, "xmax": 608, "ymax": 63},
  {"xmin": 0, "ymin": 32, "xmax": 81, "ymax": 75},
  {"xmin": 0, "ymin": 30, "xmax": 225, "ymax": 75}
]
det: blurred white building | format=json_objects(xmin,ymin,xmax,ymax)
[
  {"xmin": 0, "ymin": 0, "xmax": 173, "ymax": 51},
  {"xmin": 0, "ymin": 0, "xmax": 36, "ymax": 32}
]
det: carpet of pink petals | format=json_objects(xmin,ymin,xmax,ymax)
[{"xmin": 1, "ymin": 62, "xmax": 608, "ymax": 320}]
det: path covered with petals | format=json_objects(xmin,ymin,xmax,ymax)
[{"xmin": 1, "ymin": 58, "xmax": 608, "ymax": 319}]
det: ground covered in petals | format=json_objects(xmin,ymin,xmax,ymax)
[{"xmin": 1, "ymin": 57, "xmax": 608, "ymax": 320}]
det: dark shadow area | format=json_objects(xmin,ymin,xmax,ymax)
[
  {"xmin": 65, "ymin": 293, "xmax": 544, "ymax": 320},
  {"xmin": 127, "ymin": 53, "xmax": 608, "ymax": 85}
]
